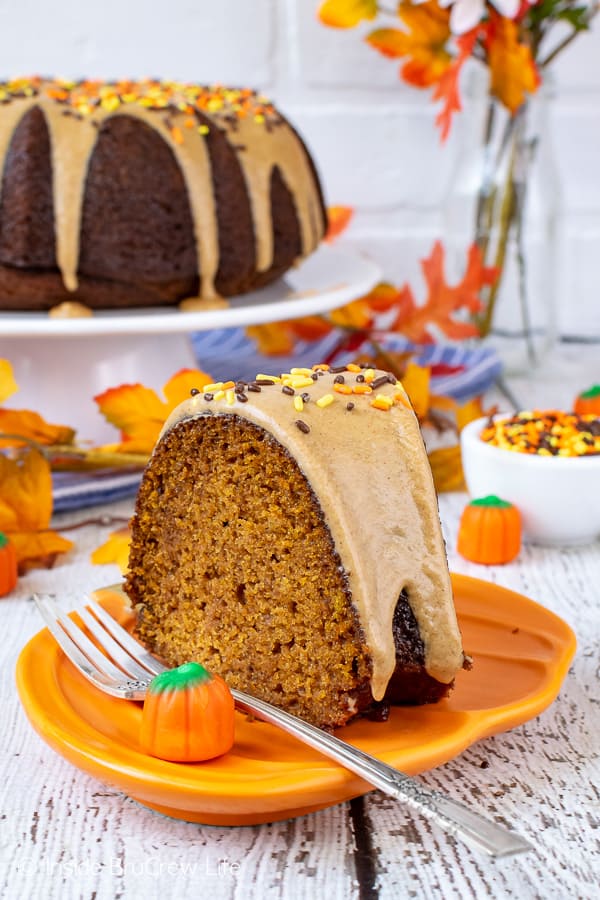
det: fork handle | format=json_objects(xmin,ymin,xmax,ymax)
[{"xmin": 231, "ymin": 689, "xmax": 532, "ymax": 859}]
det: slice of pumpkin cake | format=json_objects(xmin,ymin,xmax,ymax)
[{"xmin": 125, "ymin": 364, "xmax": 465, "ymax": 730}]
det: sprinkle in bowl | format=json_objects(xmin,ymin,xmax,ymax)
[{"xmin": 460, "ymin": 414, "xmax": 600, "ymax": 546}]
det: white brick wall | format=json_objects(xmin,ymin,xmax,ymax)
[{"xmin": 1, "ymin": 0, "xmax": 598, "ymax": 338}]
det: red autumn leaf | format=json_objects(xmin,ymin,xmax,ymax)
[
  {"xmin": 432, "ymin": 29, "xmax": 478, "ymax": 141},
  {"xmin": 389, "ymin": 240, "xmax": 499, "ymax": 342}
]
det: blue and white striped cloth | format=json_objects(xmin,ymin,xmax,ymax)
[
  {"xmin": 190, "ymin": 327, "xmax": 502, "ymax": 403},
  {"xmin": 53, "ymin": 329, "xmax": 502, "ymax": 512}
]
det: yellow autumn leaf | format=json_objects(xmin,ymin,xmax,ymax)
[
  {"xmin": 329, "ymin": 298, "xmax": 373, "ymax": 330},
  {"xmin": 487, "ymin": 13, "xmax": 539, "ymax": 114},
  {"xmin": 91, "ymin": 526, "xmax": 132, "ymax": 574},
  {"xmin": 399, "ymin": 362, "xmax": 431, "ymax": 419},
  {"xmin": 0, "ymin": 359, "xmax": 18, "ymax": 404},
  {"xmin": 0, "ymin": 449, "xmax": 73, "ymax": 568},
  {"xmin": 162, "ymin": 368, "xmax": 212, "ymax": 409},
  {"xmin": 428, "ymin": 444, "xmax": 465, "ymax": 492},
  {"xmin": 319, "ymin": 0, "xmax": 377, "ymax": 29}
]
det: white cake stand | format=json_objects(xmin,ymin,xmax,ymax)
[{"xmin": 0, "ymin": 246, "xmax": 380, "ymax": 442}]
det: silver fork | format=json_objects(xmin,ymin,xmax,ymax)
[{"xmin": 34, "ymin": 592, "xmax": 533, "ymax": 859}]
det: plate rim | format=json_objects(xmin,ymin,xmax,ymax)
[
  {"xmin": 0, "ymin": 246, "xmax": 381, "ymax": 338},
  {"xmin": 15, "ymin": 573, "xmax": 577, "ymax": 824}
]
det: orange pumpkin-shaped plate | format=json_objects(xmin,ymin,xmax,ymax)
[{"xmin": 15, "ymin": 574, "xmax": 576, "ymax": 825}]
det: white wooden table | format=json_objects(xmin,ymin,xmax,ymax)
[{"xmin": 1, "ymin": 345, "xmax": 599, "ymax": 899}]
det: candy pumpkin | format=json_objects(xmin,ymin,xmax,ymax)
[
  {"xmin": 140, "ymin": 661, "xmax": 235, "ymax": 762},
  {"xmin": 0, "ymin": 532, "xmax": 18, "ymax": 596},
  {"xmin": 457, "ymin": 495, "xmax": 521, "ymax": 565},
  {"xmin": 574, "ymin": 385, "xmax": 600, "ymax": 417}
]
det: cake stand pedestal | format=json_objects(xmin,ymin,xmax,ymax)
[{"xmin": 0, "ymin": 246, "xmax": 380, "ymax": 443}]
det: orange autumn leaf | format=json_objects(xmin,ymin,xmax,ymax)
[
  {"xmin": 318, "ymin": 0, "xmax": 377, "ymax": 28},
  {"xmin": 329, "ymin": 297, "xmax": 374, "ymax": 330},
  {"xmin": 0, "ymin": 359, "xmax": 18, "ymax": 404},
  {"xmin": 0, "ymin": 409, "xmax": 76, "ymax": 449},
  {"xmin": 390, "ymin": 241, "xmax": 498, "ymax": 342},
  {"xmin": 288, "ymin": 315, "xmax": 334, "ymax": 342},
  {"xmin": 486, "ymin": 13, "xmax": 539, "ymax": 114},
  {"xmin": 367, "ymin": 3, "xmax": 452, "ymax": 88},
  {"xmin": 325, "ymin": 206, "xmax": 354, "ymax": 243},
  {"xmin": 361, "ymin": 282, "xmax": 403, "ymax": 313},
  {"xmin": 95, "ymin": 367, "xmax": 213, "ymax": 454},
  {"xmin": 0, "ymin": 448, "xmax": 73, "ymax": 568},
  {"xmin": 428, "ymin": 444, "xmax": 465, "ymax": 492},
  {"xmin": 91, "ymin": 526, "xmax": 132, "ymax": 574},
  {"xmin": 246, "ymin": 322, "xmax": 297, "ymax": 356}
]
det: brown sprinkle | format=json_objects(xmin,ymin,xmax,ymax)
[
  {"xmin": 247, "ymin": 383, "xmax": 262, "ymax": 393},
  {"xmin": 282, "ymin": 385, "xmax": 295, "ymax": 396},
  {"xmin": 236, "ymin": 392, "xmax": 248, "ymax": 403},
  {"xmin": 346, "ymin": 402, "xmax": 355, "ymax": 411},
  {"xmin": 203, "ymin": 392, "xmax": 214, "ymax": 401},
  {"xmin": 356, "ymin": 374, "xmax": 365, "ymax": 383},
  {"xmin": 330, "ymin": 365, "xmax": 347, "ymax": 374},
  {"xmin": 301, "ymin": 392, "xmax": 310, "ymax": 403},
  {"xmin": 295, "ymin": 419, "xmax": 310, "ymax": 434},
  {"xmin": 190, "ymin": 388, "xmax": 200, "ymax": 396},
  {"xmin": 371, "ymin": 375, "xmax": 391, "ymax": 390},
  {"xmin": 333, "ymin": 374, "xmax": 345, "ymax": 384}
]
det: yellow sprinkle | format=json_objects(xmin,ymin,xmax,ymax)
[
  {"xmin": 213, "ymin": 390, "xmax": 225, "ymax": 401},
  {"xmin": 198, "ymin": 124, "xmax": 210, "ymax": 135},
  {"xmin": 316, "ymin": 394, "xmax": 334, "ymax": 409},
  {"xmin": 363, "ymin": 369, "xmax": 375, "ymax": 383},
  {"xmin": 226, "ymin": 389, "xmax": 235, "ymax": 405},
  {"xmin": 256, "ymin": 374, "xmax": 281, "ymax": 383},
  {"xmin": 254, "ymin": 113, "xmax": 265, "ymax": 124},
  {"xmin": 294, "ymin": 396, "xmax": 304, "ymax": 412},
  {"xmin": 287, "ymin": 375, "xmax": 314, "ymax": 389},
  {"xmin": 371, "ymin": 394, "xmax": 393, "ymax": 411},
  {"xmin": 290, "ymin": 367, "xmax": 312, "ymax": 376},
  {"xmin": 100, "ymin": 95, "xmax": 120, "ymax": 112}
]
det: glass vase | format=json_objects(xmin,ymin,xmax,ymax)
[{"xmin": 442, "ymin": 66, "xmax": 561, "ymax": 374}]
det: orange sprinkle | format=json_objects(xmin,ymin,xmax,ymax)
[
  {"xmin": 353, "ymin": 384, "xmax": 373, "ymax": 395},
  {"xmin": 371, "ymin": 396, "xmax": 393, "ymax": 411},
  {"xmin": 333, "ymin": 383, "xmax": 353, "ymax": 395},
  {"xmin": 222, "ymin": 381, "xmax": 235, "ymax": 390},
  {"xmin": 346, "ymin": 363, "xmax": 361, "ymax": 373},
  {"xmin": 312, "ymin": 364, "xmax": 330, "ymax": 371},
  {"xmin": 171, "ymin": 126, "xmax": 184, "ymax": 144}
]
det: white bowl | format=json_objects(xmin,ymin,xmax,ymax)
[{"xmin": 460, "ymin": 416, "xmax": 600, "ymax": 546}]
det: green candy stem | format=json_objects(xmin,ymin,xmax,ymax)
[
  {"xmin": 149, "ymin": 661, "xmax": 212, "ymax": 694},
  {"xmin": 579, "ymin": 385, "xmax": 600, "ymax": 399},
  {"xmin": 470, "ymin": 495, "xmax": 513, "ymax": 509},
  {"xmin": 0, "ymin": 532, "xmax": 8, "ymax": 549}
]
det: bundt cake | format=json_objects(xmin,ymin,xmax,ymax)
[
  {"xmin": 0, "ymin": 77, "xmax": 326, "ymax": 311},
  {"xmin": 125, "ymin": 364, "xmax": 466, "ymax": 730}
]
